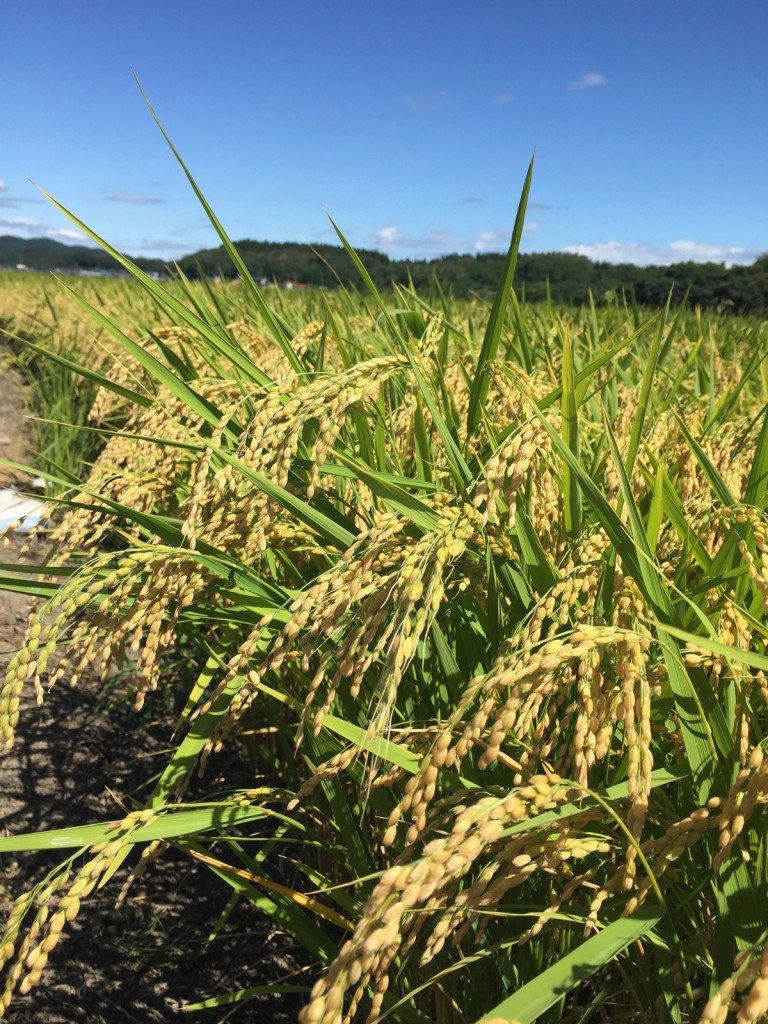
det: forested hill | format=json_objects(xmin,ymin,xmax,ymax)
[
  {"xmin": 0, "ymin": 235, "xmax": 163, "ymax": 276},
  {"xmin": 2, "ymin": 234, "xmax": 767, "ymax": 312},
  {"xmin": 177, "ymin": 241, "xmax": 768, "ymax": 312}
]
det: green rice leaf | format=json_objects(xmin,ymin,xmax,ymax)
[
  {"xmin": 475, "ymin": 905, "xmax": 664, "ymax": 1024},
  {"xmin": 623, "ymin": 294, "xmax": 667, "ymax": 482},
  {"xmin": 466, "ymin": 153, "xmax": 534, "ymax": 439},
  {"xmin": 560, "ymin": 322, "xmax": 581, "ymax": 536},
  {"xmin": 745, "ymin": 401, "xmax": 768, "ymax": 510},
  {"xmin": 0, "ymin": 804, "xmax": 296, "ymax": 853}
]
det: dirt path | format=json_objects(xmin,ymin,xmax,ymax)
[
  {"xmin": 0, "ymin": 353, "xmax": 33, "ymax": 682},
  {"xmin": 0, "ymin": 350, "xmax": 304, "ymax": 1022}
]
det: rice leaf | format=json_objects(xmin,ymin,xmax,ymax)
[
  {"xmin": 745, "ymin": 401, "xmax": 768, "ymax": 510},
  {"xmin": 0, "ymin": 804, "xmax": 296, "ymax": 853},
  {"xmin": 623, "ymin": 293, "xmax": 667, "ymax": 482},
  {"xmin": 466, "ymin": 153, "xmax": 534, "ymax": 438},
  {"xmin": 475, "ymin": 905, "xmax": 664, "ymax": 1024},
  {"xmin": 560, "ymin": 322, "xmax": 581, "ymax": 536}
]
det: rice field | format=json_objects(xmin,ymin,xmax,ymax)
[{"xmin": 1, "ymin": 163, "xmax": 768, "ymax": 1024}]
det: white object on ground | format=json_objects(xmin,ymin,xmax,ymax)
[{"xmin": 0, "ymin": 488, "xmax": 48, "ymax": 533}]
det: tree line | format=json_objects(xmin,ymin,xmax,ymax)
[
  {"xmin": 180, "ymin": 241, "xmax": 768, "ymax": 313},
  {"xmin": 2, "ymin": 234, "xmax": 766, "ymax": 312}
]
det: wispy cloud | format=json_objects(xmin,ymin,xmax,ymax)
[
  {"xmin": 0, "ymin": 216, "xmax": 43, "ymax": 230},
  {"xmin": 461, "ymin": 196, "xmax": 483, "ymax": 205},
  {"xmin": 474, "ymin": 222, "xmax": 537, "ymax": 253},
  {"xmin": 129, "ymin": 236, "xmax": 211, "ymax": 259},
  {"xmin": 569, "ymin": 72, "xmax": 608, "ymax": 90},
  {"xmin": 106, "ymin": 192, "xmax": 165, "ymax": 205},
  {"xmin": 0, "ymin": 181, "xmax": 46, "ymax": 209},
  {"xmin": 667, "ymin": 240, "xmax": 754, "ymax": 263},
  {"xmin": 370, "ymin": 225, "xmax": 400, "ymax": 249},
  {"xmin": 404, "ymin": 91, "xmax": 449, "ymax": 112},
  {"xmin": 368, "ymin": 220, "xmax": 539, "ymax": 259},
  {"xmin": 0, "ymin": 181, "xmax": 47, "ymax": 210},
  {"xmin": 561, "ymin": 240, "xmax": 757, "ymax": 267},
  {"xmin": 369, "ymin": 224, "xmax": 458, "ymax": 259},
  {"xmin": 48, "ymin": 228, "xmax": 87, "ymax": 242},
  {"xmin": 0, "ymin": 196, "xmax": 45, "ymax": 208},
  {"xmin": 495, "ymin": 93, "xmax": 513, "ymax": 105},
  {"xmin": 473, "ymin": 229, "xmax": 505, "ymax": 253},
  {"xmin": 0, "ymin": 216, "xmax": 87, "ymax": 243}
]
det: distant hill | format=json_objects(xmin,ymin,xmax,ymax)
[
  {"xmin": 1, "ymin": 235, "xmax": 766, "ymax": 312},
  {"xmin": 0, "ymin": 236, "xmax": 71, "ymax": 255},
  {"xmin": 175, "ymin": 239, "xmax": 768, "ymax": 311},
  {"xmin": 0, "ymin": 236, "xmax": 164, "ymax": 275}
]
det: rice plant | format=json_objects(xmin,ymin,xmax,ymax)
[{"xmin": 1, "ymin": 126, "xmax": 768, "ymax": 1024}]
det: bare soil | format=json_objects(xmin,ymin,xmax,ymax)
[{"xmin": 0, "ymin": 354, "xmax": 308, "ymax": 1022}]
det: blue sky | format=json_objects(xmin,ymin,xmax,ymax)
[{"xmin": 1, "ymin": 0, "xmax": 765, "ymax": 266}]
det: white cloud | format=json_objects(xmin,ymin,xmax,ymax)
[
  {"xmin": 561, "ymin": 240, "xmax": 756, "ymax": 267},
  {"xmin": 569, "ymin": 72, "xmax": 608, "ymax": 90},
  {"xmin": 106, "ymin": 192, "xmax": 164, "ymax": 205},
  {"xmin": 0, "ymin": 180, "xmax": 7, "ymax": 192},
  {"xmin": 0, "ymin": 217, "xmax": 205, "ymax": 257},
  {"xmin": 668, "ymin": 240, "xmax": 750, "ymax": 262},
  {"xmin": 372, "ymin": 225, "xmax": 401, "ymax": 248},
  {"xmin": 0, "ymin": 217, "xmax": 86, "ymax": 244},
  {"xmin": 130, "ymin": 236, "xmax": 210, "ymax": 259},
  {"xmin": 0, "ymin": 195, "xmax": 45, "ymax": 209},
  {"xmin": 495, "ymin": 93, "xmax": 513, "ymax": 105},
  {"xmin": 368, "ymin": 220, "xmax": 540, "ymax": 259},
  {"xmin": 46, "ymin": 228, "xmax": 86, "ymax": 243},
  {"xmin": 473, "ymin": 229, "xmax": 504, "ymax": 253},
  {"xmin": 473, "ymin": 222, "xmax": 537, "ymax": 253},
  {"xmin": 369, "ymin": 224, "xmax": 458, "ymax": 259},
  {"xmin": 0, "ymin": 216, "xmax": 43, "ymax": 229}
]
